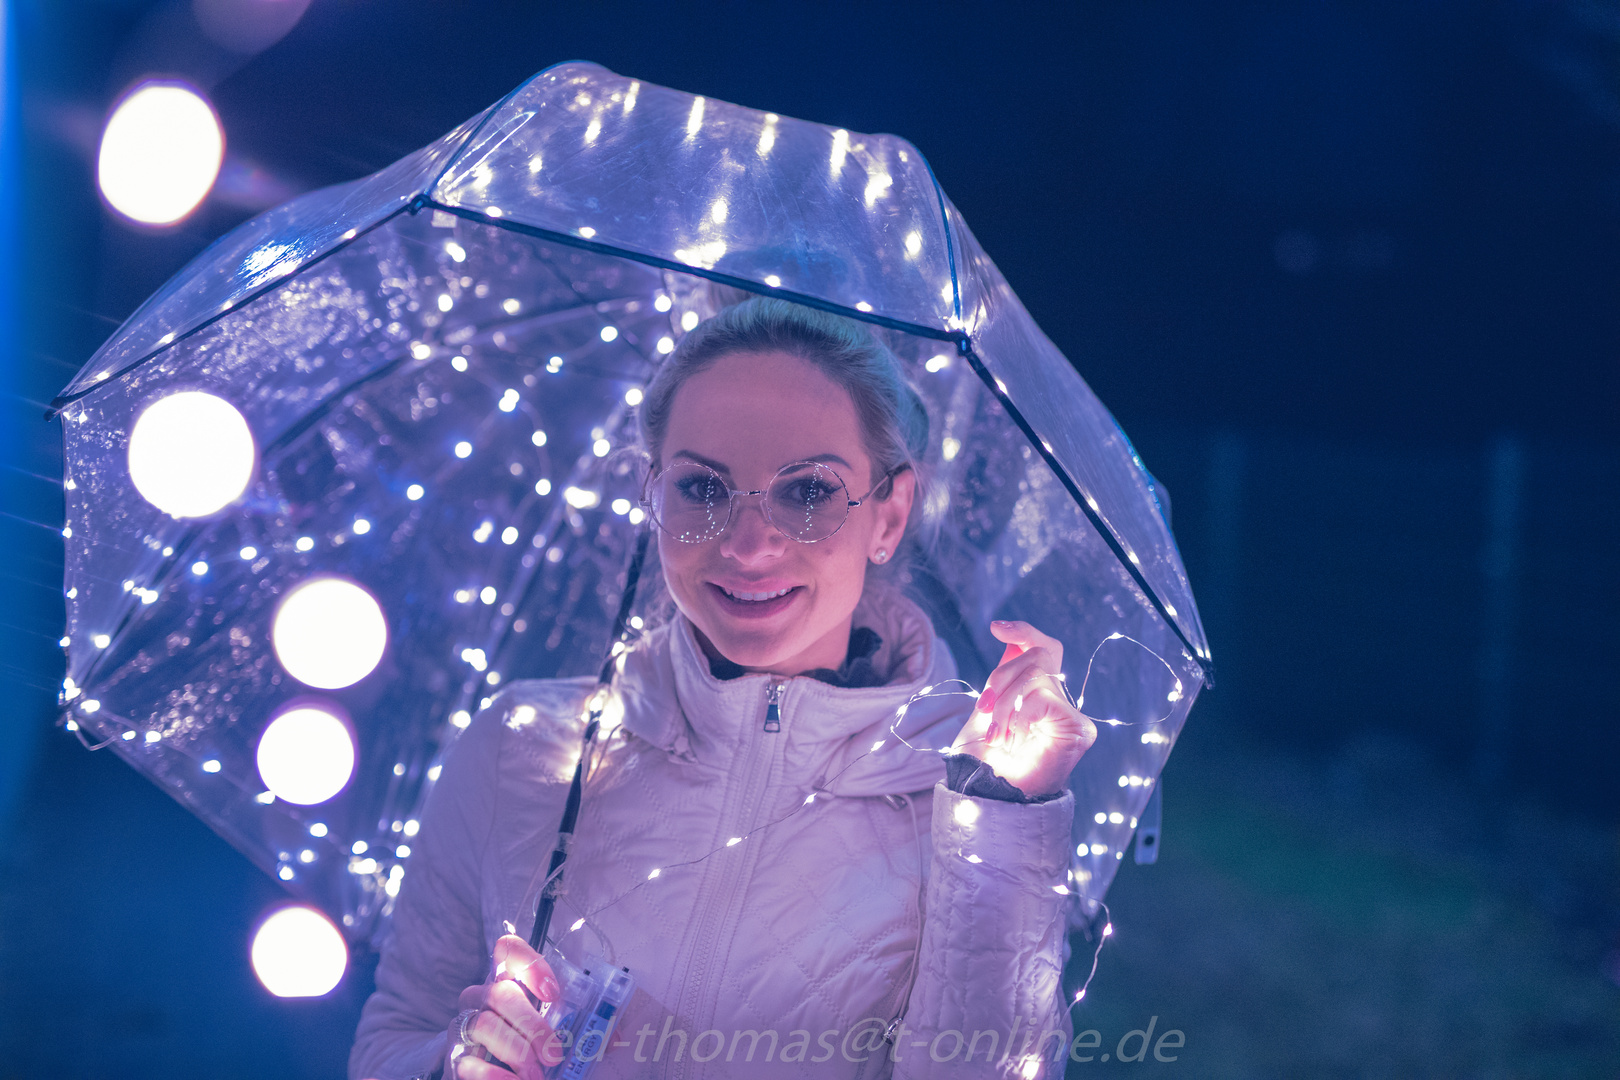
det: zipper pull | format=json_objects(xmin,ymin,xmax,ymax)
[{"xmin": 763, "ymin": 681, "xmax": 783, "ymax": 733}]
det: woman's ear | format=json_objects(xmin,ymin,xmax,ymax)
[{"xmin": 870, "ymin": 467, "xmax": 915, "ymax": 560}]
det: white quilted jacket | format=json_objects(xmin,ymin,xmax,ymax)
[{"xmin": 351, "ymin": 590, "xmax": 1075, "ymax": 1080}]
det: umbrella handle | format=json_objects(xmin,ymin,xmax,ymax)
[{"xmin": 530, "ymin": 527, "xmax": 651, "ymax": 952}]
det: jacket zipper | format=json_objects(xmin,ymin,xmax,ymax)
[
  {"xmin": 763, "ymin": 680, "xmax": 783, "ymax": 732},
  {"xmin": 671, "ymin": 680, "xmax": 781, "ymax": 1080}
]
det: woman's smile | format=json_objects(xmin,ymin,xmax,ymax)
[{"xmin": 706, "ymin": 581, "xmax": 802, "ymax": 618}]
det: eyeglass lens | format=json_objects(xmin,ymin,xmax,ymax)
[{"xmin": 648, "ymin": 461, "xmax": 850, "ymax": 543}]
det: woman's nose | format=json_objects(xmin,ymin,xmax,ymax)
[{"xmin": 719, "ymin": 493, "xmax": 786, "ymax": 563}]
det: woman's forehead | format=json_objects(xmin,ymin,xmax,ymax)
[{"xmin": 661, "ymin": 350, "xmax": 870, "ymax": 472}]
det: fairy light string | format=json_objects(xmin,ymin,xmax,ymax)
[{"xmin": 508, "ymin": 627, "xmax": 1182, "ymax": 1020}]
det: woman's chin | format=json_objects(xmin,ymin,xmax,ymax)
[{"xmin": 700, "ymin": 623, "xmax": 796, "ymax": 670}]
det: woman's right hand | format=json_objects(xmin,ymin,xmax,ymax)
[{"xmin": 448, "ymin": 935, "xmax": 566, "ymax": 1080}]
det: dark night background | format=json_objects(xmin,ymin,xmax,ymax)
[{"xmin": 2, "ymin": 2, "xmax": 1617, "ymax": 1076}]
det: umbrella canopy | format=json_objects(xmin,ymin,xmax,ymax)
[{"xmin": 52, "ymin": 62, "xmax": 1210, "ymax": 944}]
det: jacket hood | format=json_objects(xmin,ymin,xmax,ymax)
[{"xmin": 612, "ymin": 585, "xmax": 971, "ymax": 798}]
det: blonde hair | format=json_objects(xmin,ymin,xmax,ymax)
[{"xmin": 637, "ymin": 298, "xmax": 929, "ymax": 501}]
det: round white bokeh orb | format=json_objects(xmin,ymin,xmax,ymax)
[
  {"xmin": 272, "ymin": 577, "xmax": 387, "ymax": 689},
  {"xmin": 256, "ymin": 705, "xmax": 355, "ymax": 805},
  {"xmin": 250, "ymin": 905, "xmax": 347, "ymax": 998},
  {"xmin": 98, "ymin": 82, "xmax": 224, "ymax": 226},
  {"xmin": 127, "ymin": 391, "xmax": 255, "ymax": 518}
]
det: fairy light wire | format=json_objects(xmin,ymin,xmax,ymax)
[{"xmin": 509, "ymin": 628, "xmax": 1185, "ymax": 1018}]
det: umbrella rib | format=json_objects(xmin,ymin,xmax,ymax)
[{"xmin": 956, "ymin": 342, "xmax": 1211, "ymax": 686}]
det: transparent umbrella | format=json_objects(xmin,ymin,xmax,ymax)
[{"xmin": 50, "ymin": 62, "xmax": 1210, "ymax": 951}]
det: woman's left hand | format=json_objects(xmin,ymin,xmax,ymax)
[{"xmin": 949, "ymin": 620, "xmax": 1098, "ymax": 798}]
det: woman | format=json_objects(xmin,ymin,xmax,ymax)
[{"xmin": 350, "ymin": 298, "xmax": 1098, "ymax": 1080}]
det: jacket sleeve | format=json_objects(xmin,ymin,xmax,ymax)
[
  {"xmin": 349, "ymin": 709, "xmax": 504, "ymax": 1080},
  {"xmin": 892, "ymin": 782, "xmax": 1075, "ymax": 1080}
]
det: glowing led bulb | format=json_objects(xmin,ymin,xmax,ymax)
[
  {"xmin": 250, "ymin": 906, "xmax": 348, "ymax": 997},
  {"xmin": 127, "ymin": 391, "xmax": 255, "ymax": 518},
  {"xmin": 272, "ymin": 577, "xmax": 387, "ymax": 689},
  {"xmin": 256, "ymin": 706, "xmax": 355, "ymax": 805},
  {"xmin": 98, "ymin": 82, "xmax": 223, "ymax": 225}
]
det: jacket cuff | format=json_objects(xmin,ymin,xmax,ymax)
[{"xmin": 943, "ymin": 752, "xmax": 1066, "ymax": 804}]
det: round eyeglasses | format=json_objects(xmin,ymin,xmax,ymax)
[{"xmin": 643, "ymin": 460, "xmax": 903, "ymax": 544}]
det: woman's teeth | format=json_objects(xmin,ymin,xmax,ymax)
[{"xmin": 721, "ymin": 586, "xmax": 793, "ymax": 602}]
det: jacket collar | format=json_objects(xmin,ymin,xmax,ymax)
[{"xmin": 613, "ymin": 586, "xmax": 971, "ymax": 797}]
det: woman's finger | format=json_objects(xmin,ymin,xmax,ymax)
[
  {"xmin": 486, "ymin": 978, "xmax": 554, "ymax": 1048},
  {"xmin": 467, "ymin": 1008, "xmax": 546, "ymax": 1080},
  {"xmin": 978, "ymin": 652, "xmax": 1060, "ymax": 720},
  {"xmin": 493, "ymin": 934, "xmax": 560, "ymax": 1004},
  {"xmin": 990, "ymin": 671, "xmax": 1070, "ymax": 745},
  {"xmin": 990, "ymin": 620, "xmax": 1063, "ymax": 670},
  {"xmin": 456, "ymin": 1050, "xmax": 539, "ymax": 1080}
]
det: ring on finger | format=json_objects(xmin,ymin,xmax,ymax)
[{"xmin": 455, "ymin": 1007, "xmax": 482, "ymax": 1048}]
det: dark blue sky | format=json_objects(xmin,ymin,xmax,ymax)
[{"xmin": 27, "ymin": 0, "xmax": 1620, "ymax": 446}]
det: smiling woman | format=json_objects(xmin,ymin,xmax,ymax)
[{"xmin": 350, "ymin": 298, "xmax": 1098, "ymax": 1080}]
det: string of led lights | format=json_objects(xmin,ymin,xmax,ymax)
[{"xmin": 500, "ymin": 628, "xmax": 1180, "ymax": 1023}]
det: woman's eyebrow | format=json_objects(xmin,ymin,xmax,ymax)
[
  {"xmin": 669, "ymin": 451, "xmax": 857, "ymax": 473},
  {"xmin": 784, "ymin": 453, "xmax": 855, "ymax": 472},
  {"xmin": 669, "ymin": 450, "xmax": 731, "ymax": 474}
]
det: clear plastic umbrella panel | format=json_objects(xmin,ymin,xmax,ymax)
[{"xmin": 52, "ymin": 62, "xmax": 1211, "ymax": 948}]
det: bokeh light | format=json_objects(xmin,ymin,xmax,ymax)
[
  {"xmin": 272, "ymin": 577, "xmax": 387, "ymax": 689},
  {"xmin": 127, "ymin": 391, "xmax": 255, "ymax": 518},
  {"xmin": 256, "ymin": 705, "xmax": 356, "ymax": 805},
  {"xmin": 249, "ymin": 905, "xmax": 348, "ymax": 997},
  {"xmin": 97, "ymin": 82, "xmax": 224, "ymax": 226}
]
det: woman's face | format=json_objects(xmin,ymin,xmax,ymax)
[{"xmin": 654, "ymin": 349, "xmax": 915, "ymax": 675}]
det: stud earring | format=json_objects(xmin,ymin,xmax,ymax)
[{"xmin": 873, "ymin": 549, "xmax": 889, "ymax": 564}]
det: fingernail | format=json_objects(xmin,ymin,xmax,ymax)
[
  {"xmin": 975, "ymin": 688, "xmax": 996, "ymax": 712},
  {"xmin": 538, "ymin": 977, "xmax": 560, "ymax": 1001},
  {"xmin": 992, "ymin": 620, "xmax": 1012, "ymax": 627}
]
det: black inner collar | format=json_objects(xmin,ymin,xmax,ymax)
[{"xmin": 707, "ymin": 626, "xmax": 889, "ymax": 689}]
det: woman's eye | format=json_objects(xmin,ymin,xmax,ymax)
[
  {"xmin": 779, "ymin": 479, "xmax": 836, "ymax": 506},
  {"xmin": 674, "ymin": 477, "xmax": 725, "ymax": 503}
]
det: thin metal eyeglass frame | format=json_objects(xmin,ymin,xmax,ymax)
[{"xmin": 642, "ymin": 459, "xmax": 907, "ymax": 544}]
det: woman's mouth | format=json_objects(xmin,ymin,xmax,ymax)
[{"xmin": 707, "ymin": 582, "xmax": 801, "ymax": 618}]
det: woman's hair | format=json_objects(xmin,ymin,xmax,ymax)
[{"xmin": 637, "ymin": 297, "xmax": 930, "ymax": 503}]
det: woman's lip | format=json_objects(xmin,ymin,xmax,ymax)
[
  {"xmin": 705, "ymin": 582, "xmax": 801, "ymax": 619},
  {"xmin": 708, "ymin": 581, "xmax": 800, "ymax": 599}
]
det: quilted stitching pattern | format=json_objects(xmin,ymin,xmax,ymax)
[{"xmin": 351, "ymin": 594, "xmax": 1075, "ymax": 1080}]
